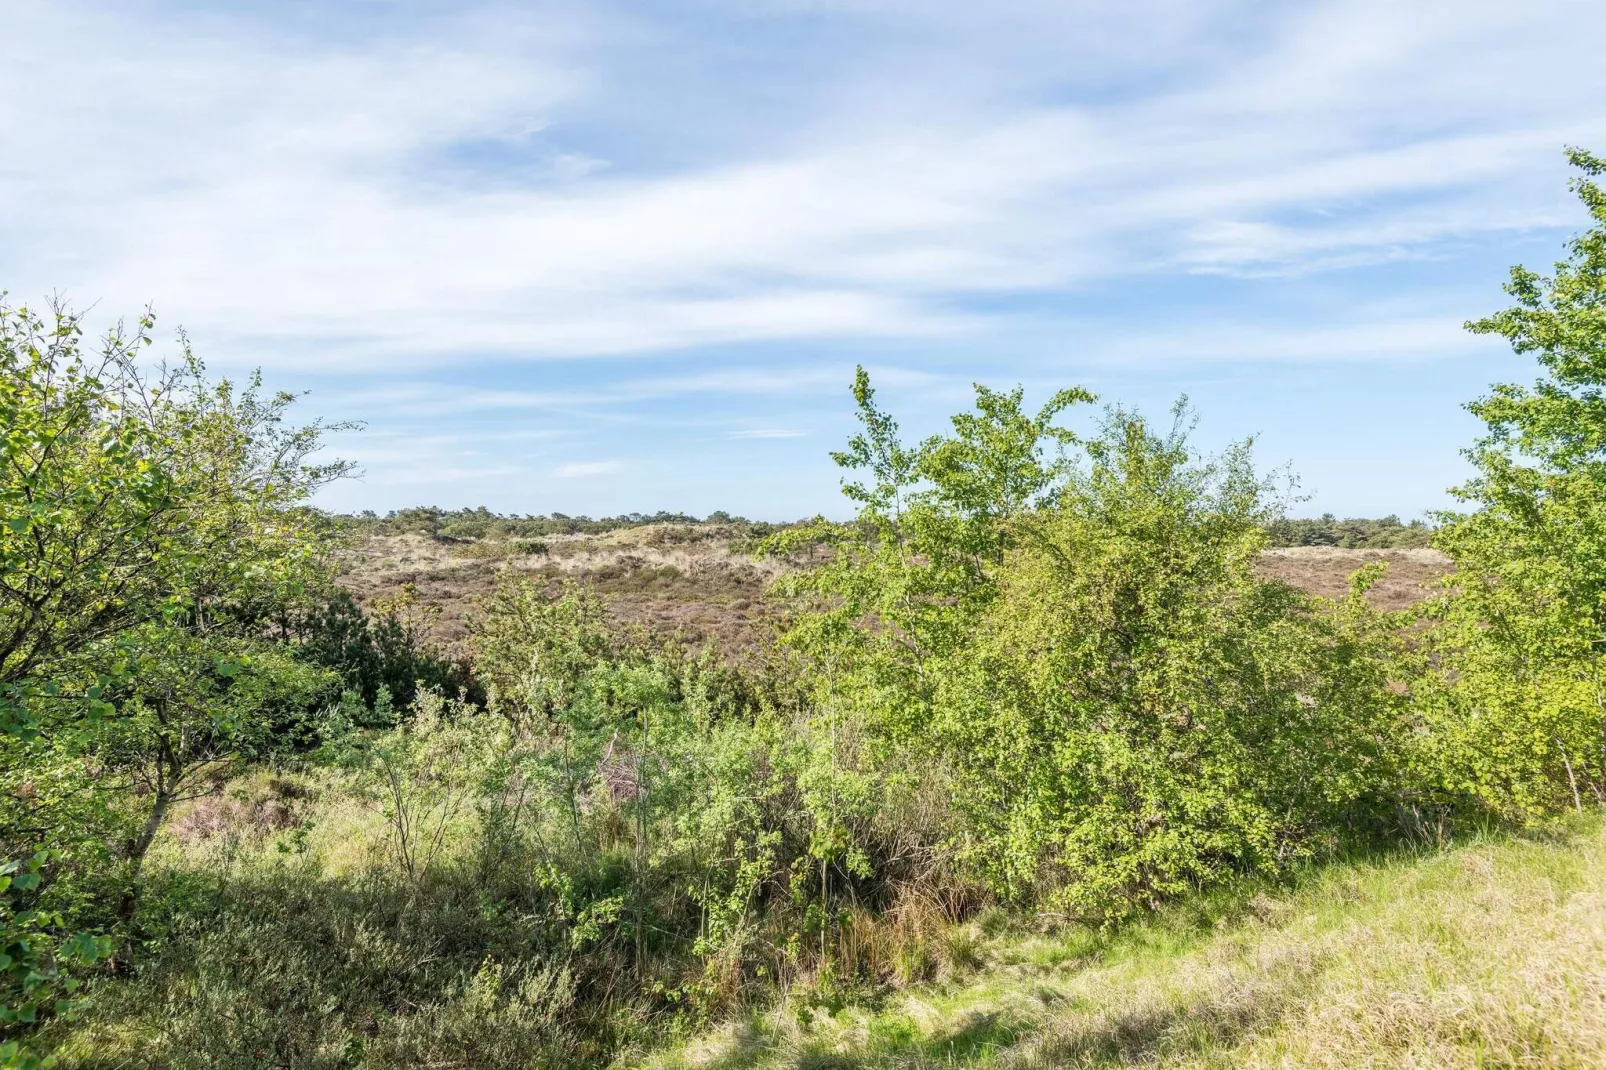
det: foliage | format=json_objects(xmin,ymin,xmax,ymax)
[
  {"xmin": 1420, "ymin": 148, "xmax": 1606, "ymax": 820},
  {"xmin": 771, "ymin": 379, "xmax": 1405, "ymax": 920},
  {"xmin": 641, "ymin": 815, "xmax": 1606, "ymax": 1070},
  {"xmin": 19, "ymin": 148, "xmax": 1606, "ymax": 1067},
  {"xmin": 0, "ymin": 299, "xmax": 350, "ymax": 736},
  {"xmin": 54, "ymin": 859, "xmax": 599, "ymax": 1070},
  {"xmin": 92, "ymin": 629, "xmax": 337, "ymax": 911},
  {"xmin": 937, "ymin": 411, "xmax": 1405, "ymax": 916},
  {"xmin": 327, "ymin": 688, "xmax": 492, "ymax": 888},
  {"xmin": 1263, "ymin": 513, "xmax": 1434, "ymax": 548},
  {"xmin": 0, "ymin": 298, "xmax": 351, "ymax": 1057},
  {"xmin": 475, "ymin": 580, "xmax": 619, "ymax": 729},
  {"xmin": 0, "ymin": 851, "xmax": 112, "ymax": 1067},
  {"xmin": 292, "ymin": 587, "xmax": 476, "ymax": 717}
]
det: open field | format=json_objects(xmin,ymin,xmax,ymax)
[
  {"xmin": 338, "ymin": 526, "xmax": 786, "ymax": 656},
  {"xmin": 338, "ymin": 529, "xmax": 1455, "ymax": 656},
  {"xmin": 1254, "ymin": 546, "xmax": 1453, "ymax": 611}
]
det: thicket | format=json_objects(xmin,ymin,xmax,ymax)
[
  {"xmin": 1263, "ymin": 512, "xmax": 1434, "ymax": 548},
  {"xmin": 3, "ymin": 149, "xmax": 1606, "ymax": 1067},
  {"xmin": 290, "ymin": 587, "xmax": 480, "ymax": 715}
]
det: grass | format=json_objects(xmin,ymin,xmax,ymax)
[
  {"xmin": 50, "ymin": 773, "xmax": 1606, "ymax": 1068},
  {"xmin": 639, "ymin": 815, "xmax": 1606, "ymax": 1069}
]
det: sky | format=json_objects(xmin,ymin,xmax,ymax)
[{"xmin": 4, "ymin": 0, "xmax": 1605, "ymax": 521}]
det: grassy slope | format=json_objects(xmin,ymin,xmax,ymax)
[{"xmin": 642, "ymin": 817, "xmax": 1606, "ymax": 1069}]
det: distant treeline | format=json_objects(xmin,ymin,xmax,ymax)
[
  {"xmin": 1263, "ymin": 513, "xmax": 1434, "ymax": 549},
  {"xmin": 334, "ymin": 505, "xmax": 788, "ymax": 541},
  {"xmin": 336, "ymin": 504, "xmax": 1434, "ymax": 550}
]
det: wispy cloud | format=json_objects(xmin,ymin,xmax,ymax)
[
  {"xmin": 552, "ymin": 460, "xmax": 627, "ymax": 478},
  {"xmin": 1079, "ymin": 317, "xmax": 1490, "ymax": 367},
  {"xmin": 4, "ymin": 0, "xmax": 1602, "ymax": 517},
  {"xmin": 5, "ymin": 1, "xmax": 1602, "ymax": 368}
]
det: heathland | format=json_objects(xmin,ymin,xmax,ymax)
[{"xmin": 5, "ymin": 150, "xmax": 1606, "ymax": 1069}]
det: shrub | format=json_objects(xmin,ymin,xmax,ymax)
[
  {"xmin": 1412, "ymin": 148, "xmax": 1606, "ymax": 821},
  {"xmin": 936, "ymin": 411, "xmax": 1405, "ymax": 917},
  {"xmin": 293, "ymin": 588, "xmax": 477, "ymax": 717},
  {"xmin": 771, "ymin": 379, "xmax": 1407, "ymax": 921}
]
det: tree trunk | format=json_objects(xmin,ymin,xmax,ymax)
[{"xmin": 117, "ymin": 786, "xmax": 172, "ymax": 923}]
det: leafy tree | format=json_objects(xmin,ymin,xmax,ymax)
[
  {"xmin": 936, "ymin": 408, "xmax": 1402, "ymax": 916},
  {"xmin": 772, "ymin": 375, "xmax": 1404, "ymax": 921},
  {"xmin": 1421, "ymin": 148, "xmax": 1606, "ymax": 816},
  {"xmin": 765, "ymin": 373, "xmax": 1098, "ymax": 916},
  {"xmin": 0, "ymin": 298, "xmax": 352, "ymax": 736},
  {"xmin": 92, "ymin": 628, "xmax": 336, "ymax": 919},
  {"xmin": 0, "ymin": 298, "xmax": 351, "ymax": 1052}
]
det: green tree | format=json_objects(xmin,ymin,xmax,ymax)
[
  {"xmin": 1421, "ymin": 148, "xmax": 1606, "ymax": 817},
  {"xmin": 0, "ymin": 299, "xmax": 352, "ymax": 735},
  {"xmin": 766, "ymin": 373, "xmax": 1097, "ymax": 926},
  {"xmin": 937, "ymin": 408, "xmax": 1402, "ymax": 917},
  {"xmin": 773, "ymin": 375, "xmax": 1404, "ymax": 923},
  {"xmin": 0, "ymin": 298, "xmax": 352, "ymax": 1053},
  {"xmin": 93, "ymin": 628, "xmax": 336, "ymax": 920}
]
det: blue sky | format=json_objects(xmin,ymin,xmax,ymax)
[{"xmin": 5, "ymin": 0, "xmax": 1605, "ymax": 521}]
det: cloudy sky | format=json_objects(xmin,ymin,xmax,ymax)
[{"xmin": 5, "ymin": 0, "xmax": 1604, "ymax": 519}]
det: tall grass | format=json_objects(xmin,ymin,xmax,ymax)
[{"xmin": 643, "ymin": 816, "xmax": 1606, "ymax": 1069}]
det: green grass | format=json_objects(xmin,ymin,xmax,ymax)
[{"xmin": 638, "ymin": 816, "xmax": 1606, "ymax": 1069}]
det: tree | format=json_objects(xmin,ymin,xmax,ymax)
[
  {"xmin": 0, "ymin": 298, "xmax": 353, "ymax": 737},
  {"xmin": 936, "ymin": 407, "xmax": 1402, "ymax": 917},
  {"xmin": 766, "ymin": 373, "xmax": 1098, "ymax": 914},
  {"xmin": 0, "ymin": 298, "xmax": 352, "ymax": 1050},
  {"xmin": 1421, "ymin": 149, "xmax": 1606, "ymax": 817},
  {"xmin": 772, "ymin": 375, "xmax": 1404, "ymax": 922}
]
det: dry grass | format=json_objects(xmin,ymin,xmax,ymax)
[
  {"xmin": 338, "ymin": 529, "xmax": 1451, "ymax": 662},
  {"xmin": 639, "ymin": 816, "xmax": 1606, "ymax": 1069},
  {"xmin": 338, "ymin": 529, "xmax": 783, "ymax": 656},
  {"xmin": 1255, "ymin": 547, "xmax": 1452, "ymax": 612}
]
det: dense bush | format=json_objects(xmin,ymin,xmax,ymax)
[
  {"xmin": 935, "ymin": 416, "xmax": 1406, "ymax": 916},
  {"xmin": 1408, "ymin": 148, "xmax": 1606, "ymax": 822},
  {"xmin": 292, "ymin": 588, "xmax": 478, "ymax": 717},
  {"xmin": 769, "ymin": 382, "xmax": 1408, "ymax": 920}
]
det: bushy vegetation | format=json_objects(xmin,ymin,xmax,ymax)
[
  {"xmin": 1263, "ymin": 512, "xmax": 1434, "ymax": 548},
  {"xmin": 4, "ymin": 149, "xmax": 1606, "ymax": 1067},
  {"xmin": 640, "ymin": 814, "xmax": 1606, "ymax": 1069},
  {"xmin": 291, "ymin": 587, "xmax": 479, "ymax": 715}
]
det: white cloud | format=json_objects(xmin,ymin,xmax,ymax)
[
  {"xmin": 1, "ymin": 0, "xmax": 1602, "ymax": 372},
  {"xmin": 552, "ymin": 460, "xmax": 627, "ymax": 478},
  {"xmin": 1080, "ymin": 317, "xmax": 1491, "ymax": 367}
]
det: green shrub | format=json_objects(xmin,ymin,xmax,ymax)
[
  {"xmin": 1409, "ymin": 149, "xmax": 1606, "ymax": 822},
  {"xmin": 771, "ymin": 379, "xmax": 1408, "ymax": 922},
  {"xmin": 936, "ymin": 411, "xmax": 1405, "ymax": 917},
  {"xmin": 293, "ymin": 589, "xmax": 477, "ymax": 716}
]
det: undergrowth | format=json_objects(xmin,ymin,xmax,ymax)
[{"xmin": 642, "ymin": 815, "xmax": 1606, "ymax": 1069}]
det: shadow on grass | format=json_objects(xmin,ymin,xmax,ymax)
[{"xmin": 702, "ymin": 933, "xmax": 1323, "ymax": 1069}]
